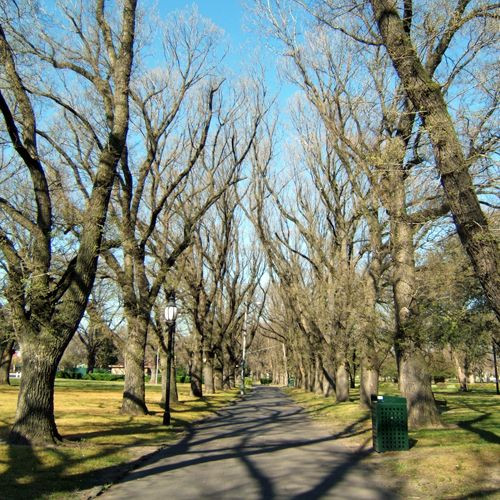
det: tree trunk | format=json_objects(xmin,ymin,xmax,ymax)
[
  {"xmin": 190, "ymin": 340, "xmax": 203, "ymax": 397},
  {"xmin": 313, "ymin": 355, "xmax": 323, "ymax": 395},
  {"xmin": 282, "ymin": 343, "xmax": 288, "ymax": 385},
  {"xmin": 322, "ymin": 372, "xmax": 334, "ymax": 397},
  {"xmin": 349, "ymin": 371, "xmax": 355, "ymax": 389},
  {"xmin": 0, "ymin": 339, "xmax": 15, "ymax": 385},
  {"xmin": 360, "ymin": 363, "xmax": 379, "ymax": 410},
  {"xmin": 203, "ymin": 348, "xmax": 215, "ymax": 395},
  {"xmin": 349, "ymin": 351, "xmax": 357, "ymax": 389},
  {"xmin": 371, "ymin": 0, "xmax": 500, "ymax": 321},
  {"xmin": 86, "ymin": 346, "xmax": 97, "ymax": 374},
  {"xmin": 1, "ymin": 0, "xmax": 137, "ymax": 444},
  {"xmin": 298, "ymin": 358, "xmax": 306, "ymax": 390},
  {"xmin": 222, "ymin": 367, "xmax": 231, "ymax": 389},
  {"xmin": 227, "ymin": 367, "xmax": 236, "ymax": 388},
  {"xmin": 390, "ymin": 177, "xmax": 441, "ymax": 427},
  {"xmin": 213, "ymin": 346, "xmax": 223, "ymax": 391},
  {"xmin": 451, "ymin": 349, "xmax": 468, "ymax": 392},
  {"xmin": 400, "ymin": 349, "xmax": 441, "ymax": 428},
  {"xmin": 335, "ymin": 360, "xmax": 350, "ymax": 402},
  {"xmin": 121, "ymin": 314, "xmax": 148, "ymax": 415},
  {"xmin": 305, "ymin": 365, "xmax": 314, "ymax": 392},
  {"xmin": 9, "ymin": 342, "xmax": 61, "ymax": 444},
  {"xmin": 214, "ymin": 362, "xmax": 223, "ymax": 391}
]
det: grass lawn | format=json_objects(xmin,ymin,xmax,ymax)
[
  {"xmin": 286, "ymin": 383, "xmax": 500, "ymax": 499},
  {"xmin": 0, "ymin": 380, "xmax": 238, "ymax": 500}
]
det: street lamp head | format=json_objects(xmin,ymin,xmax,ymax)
[{"xmin": 165, "ymin": 291, "xmax": 177, "ymax": 323}]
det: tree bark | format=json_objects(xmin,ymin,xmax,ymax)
[
  {"xmin": 322, "ymin": 372, "xmax": 334, "ymax": 397},
  {"xmin": 121, "ymin": 314, "xmax": 148, "ymax": 415},
  {"xmin": 348, "ymin": 351, "xmax": 357, "ymax": 389},
  {"xmin": 335, "ymin": 360, "xmax": 350, "ymax": 402},
  {"xmin": 227, "ymin": 367, "xmax": 236, "ymax": 389},
  {"xmin": 10, "ymin": 340, "xmax": 61, "ymax": 444},
  {"xmin": 313, "ymin": 355, "xmax": 323, "ymax": 395},
  {"xmin": 86, "ymin": 346, "xmax": 97, "ymax": 374},
  {"xmin": 203, "ymin": 348, "xmax": 215, "ymax": 395},
  {"xmin": 370, "ymin": 0, "xmax": 500, "ymax": 320},
  {"xmin": 282, "ymin": 343, "xmax": 289, "ymax": 386},
  {"xmin": 214, "ymin": 357, "xmax": 223, "ymax": 391},
  {"xmin": 451, "ymin": 348, "xmax": 468, "ymax": 392},
  {"xmin": 400, "ymin": 349, "xmax": 441, "ymax": 428},
  {"xmin": 360, "ymin": 364, "xmax": 379, "ymax": 410},
  {"xmin": 190, "ymin": 340, "xmax": 203, "ymax": 397},
  {"xmin": 0, "ymin": 339, "xmax": 15, "ymax": 385}
]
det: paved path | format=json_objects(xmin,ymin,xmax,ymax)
[{"xmin": 99, "ymin": 386, "xmax": 399, "ymax": 499}]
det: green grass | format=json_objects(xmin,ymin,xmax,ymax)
[
  {"xmin": 285, "ymin": 383, "xmax": 500, "ymax": 499},
  {"xmin": 0, "ymin": 380, "xmax": 238, "ymax": 499}
]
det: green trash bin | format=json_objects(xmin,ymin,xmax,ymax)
[
  {"xmin": 287, "ymin": 377, "xmax": 295, "ymax": 387},
  {"xmin": 371, "ymin": 395, "xmax": 409, "ymax": 452}
]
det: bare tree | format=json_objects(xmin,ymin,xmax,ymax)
[
  {"xmin": 0, "ymin": 0, "xmax": 137, "ymax": 443},
  {"xmin": 98, "ymin": 11, "xmax": 229, "ymax": 415},
  {"xmin": 180, "ymin": 166, "xmax": 265, "ymax": 396},
  {"xmin": 369, "ymin": 0, "xmax": 499, "ymax": 320}
]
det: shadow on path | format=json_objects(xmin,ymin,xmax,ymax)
[{"xmin": 99, "ymin": 387, "xmax": 400, "ymax": 499}]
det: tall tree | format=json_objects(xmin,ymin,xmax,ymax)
[
  {"xmin": 0, "ymin": 0, "xmax": 137, "ymax": 443},
  {"xmin": 369, "ymin": 0, "xmax": 500, "ymax": 320},
  {"xmin": 100, "ymin": 11, "xmax": 227, "ymax": 414}
]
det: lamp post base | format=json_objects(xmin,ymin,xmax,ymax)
[{"xmin": 163, "ymin": 412, "xmax": 171, "ymax": 426}]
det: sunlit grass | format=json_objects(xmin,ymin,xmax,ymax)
[
  {"xmin": 0, "ymin": 380, "xmax": 238, "ymax": 499},
  {"xmin": 286, "ymin": 383, "xmax": 500, "ymax": 498}
]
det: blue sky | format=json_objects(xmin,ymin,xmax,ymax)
[
  {"xmin": 158, "ymin": 1, "xmax": 292, "ymax": 106},
  {"xmin": 165, "ymin": 0, "xmax": 247, "ymax": 38}
]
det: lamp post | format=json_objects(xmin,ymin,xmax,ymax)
[
  {"xmin": 163, "ymin": 291, "xmax": 177, "ymax": 426},
  {"xmin": 240, "ymin": 305, "xmax": 248, "ymax": 396}
]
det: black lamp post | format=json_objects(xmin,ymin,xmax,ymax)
[
  {"xmin": 163, "ymin": 291, "xmax": 177, "ymax": 426},
  {"xmin": 240, "ymin": 305, "xmax": 247, "ymax": 396}
]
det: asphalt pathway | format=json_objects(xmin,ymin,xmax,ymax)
[{"xmin": 99, "ymin": 386, "xmax": 399, "ymax": 499}]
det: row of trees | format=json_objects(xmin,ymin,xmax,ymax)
[
  {"xmin": 246, "ymin": 0, "xmax": 498, "ymax": 427},
  {"xmin": 0, "ymin": 1, "xmax": 268, "ymax": 443},
  {"xmin": 0, "ymin": 0, "xmax": 497, "ymax": 444}
]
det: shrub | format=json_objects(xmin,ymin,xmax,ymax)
[
  {"xmin": 260, "ymin": 378, "xmax": 272, "ymax": 385},
  {"xmin": 83, "ymin": 372, "xmax": 124, "ymax": 381},
  {"xmin": 56, "ymin": 371, "xmax": 83, "ymax": 379}
]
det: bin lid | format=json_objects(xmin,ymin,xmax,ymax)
[{"xmin": 378, "ymin": 395, "xmax": 407, "ymax": 404}]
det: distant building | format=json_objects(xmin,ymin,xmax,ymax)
[{"xmin": 109, "ymin": 364, "xmax": 152, "ymax": 376}]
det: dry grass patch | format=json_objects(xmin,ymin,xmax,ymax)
[
  {"xmin": 382, "ymin": 445, "xmax": 499, "ymax": 498},
  {"xmin": 0, "ymin": 379, "xmax": 238, "ymax": 499}
]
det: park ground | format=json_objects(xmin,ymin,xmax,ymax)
[{"xmin": 0, "ymin": 380, "xmax": 499, "ymax": 499}]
